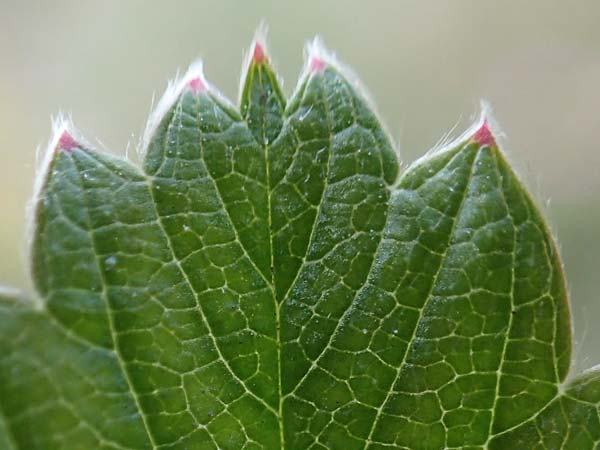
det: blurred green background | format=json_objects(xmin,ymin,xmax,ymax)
[{"xmin": 1, "ymin": 0, "xmax": 598, "ymax": 372}]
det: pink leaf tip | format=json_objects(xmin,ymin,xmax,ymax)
[
  {"xmin": 471, "ymin": 119, "xmax": 496, "ymax": 147},
  {"xmin": 253, "ymin": 42, "xmax": 267, "ymax": 63},
  {"xmin": 187, "ymin": 76, "xmax": 207, "ymax": 94},
  {"xmin": 58, "ymin": 130, "xmax": 79, "ymax": 152},
  {"xmin": 309, "ymin": 56, "xmax": 326, "ymax": 73}
]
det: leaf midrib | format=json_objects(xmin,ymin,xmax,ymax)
[
  {"xmin": 244, "ymin": 62, "xmax": 287, "ymax": 449},
  {"xmin": 256, "ymin": 65, "xmax": 287, "ymax": 450},
  {"xmin": 484, "ymin": 147, "xmax": 517, "ymax": 448}
]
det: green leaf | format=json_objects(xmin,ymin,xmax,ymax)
[{"xmin": 0, "ymin": 36, "xmax": 595, "ymax": 450}]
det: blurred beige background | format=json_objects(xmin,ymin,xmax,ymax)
[{"xmin": 1, "ymin": 0, "xmax": 598, "ymax": 372}]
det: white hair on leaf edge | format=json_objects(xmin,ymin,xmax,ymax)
[
  {"xmin": 30, "ymin": 115, "xmax": 79, "ymax": 245},
  {"xmin": 292, "ymin": 36, "xmax": 335, "ymax": 95},
  {"xmin": 30, "ymin": 115, "xmax": 93, "ymax": 213},
  {"xmin": 25, "ymin": 115, "xmax": 87, "ymax": 308},
  {"xmin": 139, "ymin": 60, "xmax": 206, "ymax": 158},
  {"xmin": 407, "ymin": 101, "xmax": 503, "ymax": 175},
  {"xmin": 299, "ymin": 37, "xmax": 380, "ymax": 116},
  {"xmin": 139, "ymin": 59, "xmax": 240, "ymax": 158}
]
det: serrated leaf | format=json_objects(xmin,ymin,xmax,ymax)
[{"xmin": 0, "ymin": 37, "xmax": 596, "ymax": 450}]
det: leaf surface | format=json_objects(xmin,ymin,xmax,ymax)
[{"xmin": 0, "ymin": 38, "xmax": 595, "ymax": 450}]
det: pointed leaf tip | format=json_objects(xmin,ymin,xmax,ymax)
[
  {"xmin": 58, "ymin": 130, "xmax": 79, "ymax": 152},
  {"xmin": 252, "ymin": 42, "xmax": 267, "ymax": 64},
  {"xmin": 187, "ymin": 76, "xmax": 207, "ymax": 94},
  {"xmin": 471, "ymin": 119, "xmax": 496, "ymax": 147},
  {"xmin": 309, "ymin": 56, "xmax": 326, "ymax": 73}
]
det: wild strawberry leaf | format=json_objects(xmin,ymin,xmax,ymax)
[{"xmin": 0, "ymin": 36, "xmax": 597, "ymax": 450}]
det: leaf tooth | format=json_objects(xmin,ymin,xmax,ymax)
[
  {"xmin": 28, "ymin": 119, "xmax": 81, "ymax": 200},
  {"xmin": 33, "ymin": 118, "xmax": 88, "ymax": 191},
  {"xmin": 47, "ymin": 118, "xmax": 86, "ymax": 154},
  {"xmin": 185, "ymin": 75, "xmax": 208, "ymax": 94},
  {"xmin": 57, "ymin": 130, "xmax": 80, "ymax": 152},
  {"xmin": 309, "ymin": 55, "xmax": 326, "ymax": 73},
  {"xmin": 470, "ymin": 118, "xmax": 497, "ymax": 148},
  {"xmin": 238, "ymin": 23, "xmax": 279, "ymax": 103},
  {"xmin": 466, "ymin": 104, "xmax": 505, "ymax": 150},
  {"xmin": 252, "ymin": 40, "xmax": 267, "ymax": 64},
  {"xmin": 141, "ymin": 60, "xmax": 205, "ymax": 153},
  {"xmin": 182, "ymin": 62, "xmax": 212, "ymax": 96},
  {"xmin": 296, "ymin": 36, "xmax": 383, "ymax": 120},
  {"xmin": 304, "ymin": 36, "xmax": 333, "ymax": 74},
  {"xmin": 34, "ymin": 118, "xmax": 89, "ymax": 191},
  {"xmin": 412, "ymin": 105, "xmax": 504, "ymax": 171},
  {"xmin": 248, "ymin": 22, "xmax": 271, "ymax": 65}
]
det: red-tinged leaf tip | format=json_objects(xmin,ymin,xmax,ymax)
[
  {"xmin": 253, "ymin": 42, "xmax": 267, "ymax": 64},
  {"xmin": 58, "ymin": 130, "xmax": 79, "ymax": 152},
  {"xmin": 471, "ymin": 119, "xmax": 496, "ymax": 147},
  {"xmin": 310, "ymin": 56, "xmax": 326, "ymax": 73},
  {"xmin": 187, "ymin": 76, "xmax": 207, "ymax": 94}
]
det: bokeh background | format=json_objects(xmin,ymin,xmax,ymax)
[{"xmin": 1, "ymin": 0, "xmax": 598, "ymax": 372}]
